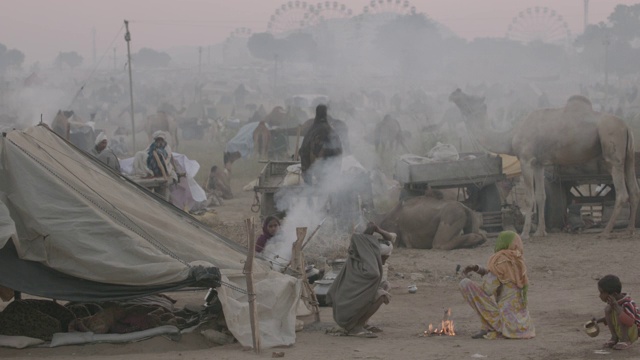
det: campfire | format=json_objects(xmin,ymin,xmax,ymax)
[{"xmin": 423, "ymin": 308, "xmax": 456, "ymax": 336}]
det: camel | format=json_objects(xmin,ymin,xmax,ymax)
[
  {"xmin": 51, "ymin": 110, "xmax": 78, "ymax": 140},
  {"xmin": 252, "ymin": 121, "xmax": 271, "ymax": 159},
  {"xmin": 449, "ymin": 88, "xmax": 640, "ymax": 239},
  {"xmin": 145, "ymin": 111, "xmax": 179, "ymax": 149},
  {"xmin": 378, "ymin": 193, "xmax": 486, "ymax": 250},
  {"xmin": 51, "ymin": 110, "xmax": 95, "ymax": 151},
  {"xmin": 374, "ymin": 115, "xmax": 410, "ymax": 154}
]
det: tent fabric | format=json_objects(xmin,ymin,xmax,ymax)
[
  {"xmin": 0, "ymin": 126, "xmax": 299, "ymax": 348},
  {"xmin": 0, "ymin": 241, "xmax": 220, "ymax": 302},
  {"xmin": 225, "ymin": 121, "xmax": 272, "ymax": 158}
]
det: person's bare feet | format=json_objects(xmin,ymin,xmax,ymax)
[{"xmin": 603, "ymin": 338, "xmax": 618, "ymax": 348}]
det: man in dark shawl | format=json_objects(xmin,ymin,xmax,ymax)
[
  {"xmin": 298, "ymin": 104, "xmax": 343, "ymax": 185},
  {"xmin": 327, "ymin": 222, "xmax": 396, "ymax": 338}
]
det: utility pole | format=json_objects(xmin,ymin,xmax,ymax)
[
  {"xmin": 273, "ymin": 54, "xmax": 278, "ymax": 91},
  {"xmin": 124, "ymin": 20, "xmax": 136, "ymax": 152},
  {"xmin": 583, "ymin": 0, "xmax": 590, "ymax": 33},
  {"xmin": 92, "ymin": 27, "xmax": 97, "ymax": 66},
  {"xmin": 198, "ymin": 46, "xmax": 203, "ymax": 76},
  {"xmin": 603, "ymin": 31, "xmax": 611, "ymax": 109},
  {"xmin": 197, "ymin": 46, "xmax": 203, "ymax": 102}
]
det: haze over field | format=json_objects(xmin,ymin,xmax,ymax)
[{"xmin": 1, "ymin": 0, "xmax": 637, "ymax": 65}]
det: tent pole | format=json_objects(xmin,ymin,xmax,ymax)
[
  {"xmin": 293, "ymin": 227, "xmax": 320, "ymax": 322},
  {"xmin": 244, "ymin": 218, "xmax": 260, "ymax": 354},
  {"xmin": 124, "ymin": 20, "xmax": 136, "ymax": 152}
]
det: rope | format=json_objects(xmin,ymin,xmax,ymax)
[{"xmin": 68, "ymin": 24, "xmax": 126, "ymax": 109}]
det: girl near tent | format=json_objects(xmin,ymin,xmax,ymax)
[
  {"xmin": 459, "ymin": 231, "xmax": 535, "ymax": 340},
  {"xmin": 255, "ymin": 216, "xmax": 280, "ymax": 253}
]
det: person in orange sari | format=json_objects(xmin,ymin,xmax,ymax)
[{"xmin": 459, "ymin": 230, "xmax": 535, "ymax": 339}]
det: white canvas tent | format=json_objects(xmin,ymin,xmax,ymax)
[{"xmin": 0, "ymin": 125, "xmax": 300, "ymax": 348}]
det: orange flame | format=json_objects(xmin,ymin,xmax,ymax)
[{"xmin": 424, "ymin": 308, "xmax": 456, "ymax": 336}]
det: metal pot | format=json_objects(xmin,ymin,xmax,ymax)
[{"xmin": 584, "ymin": 320, "xmax": 600, "ymax": 338}]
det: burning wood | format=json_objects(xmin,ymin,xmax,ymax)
[{"xmin": 423, "ymin": 308, "xmax": 455, "ymax": 336}]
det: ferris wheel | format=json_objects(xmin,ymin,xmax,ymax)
[
  {"xmin": 505, "ymin": 7, "xmax": 572, "ymax": 46},
  {"xmin": 267, "ymin": 1, "xmax": 315, "ymax": 35},
  {"xmin": 306, "ymin": 1, "xmax": 354, "ymax": 26},
  {"xmin": 362, "ymin": 0, "xmax": 416, "ymax": 20}
]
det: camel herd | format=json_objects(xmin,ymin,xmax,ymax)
[
  {"xmin": 50, "ymin": 88, "xmax": 640, "ymax": 247},
  {"xmin": 450, "ymin": 89, "xmax": 639, "ymax": 240}
]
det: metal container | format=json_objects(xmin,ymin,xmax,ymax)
[
  {"xmin": 313, "ymin": 259, "xmax": 346, "ymax": 306},
  {"xmin": 584, "ymin": 320, "xmax": 600, "ymax": 338}
]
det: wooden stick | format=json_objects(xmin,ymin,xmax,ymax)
[
  {"xmin": 152, "ymin": 150, "xmax": 168, "ymax": 179},
  {"xmin": 301, "ymin": 217, "xmax": 327, "ymax": 250},
  {"xmin": 292, "ymin": 227, "xmax": 320, "ymax": 322},
  {"xmin": 243, "ymin": 218, "xmax": 260, "ymax": 354}
]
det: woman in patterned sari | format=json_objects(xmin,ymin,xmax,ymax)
[{"xmin": 459, "ymin": 230, "xmax": 535, "ymax": 339}]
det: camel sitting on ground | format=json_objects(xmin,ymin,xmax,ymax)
[
  {"xmin": 449, "ymin": 89, "xmax": 639, "ymax": 239},
  {"xmin": 378, "ymin": 192, "xmax": 486, "ymax": 250}
]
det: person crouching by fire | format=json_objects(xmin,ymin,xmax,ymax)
[
  {"xmin": 460, "ymin": 230, "xmax": 535, "ymax": 340},
  {"xmin": 326, "ymin": 222, "xmax": 396, "ymax": 338}
]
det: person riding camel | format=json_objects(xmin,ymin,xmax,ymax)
[{"xmin": 298, "ymin": 104, "xmax": 343, "ymax": 185}]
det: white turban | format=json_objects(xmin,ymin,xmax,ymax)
[
  {"xmin": 94, "ymin": 132, "xmax": 108, "ymax": 145},
  {"xmin": 152, "ymin": 130, "xmax": 166, "ymax": 140}
]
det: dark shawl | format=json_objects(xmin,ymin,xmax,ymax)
[
  {"xmin": 327, "ymin": 233, "xmax": 382, "ymax": 331},
  {"xmin": 299, "ymin": 117, "xmax": 342, "ymax": 184}
]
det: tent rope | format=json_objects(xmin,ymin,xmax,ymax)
[{"xmin": 220, "ymin": 280, "xmax": 250, "ymax": 295}]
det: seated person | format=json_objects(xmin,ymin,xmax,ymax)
[
  {"xmin": 255, "ymin": 215, "xmax": 281, "ymax": 253},
  {"xmin": 202, "ymin": 165, "xmax": 224, "ymax": 207},
  {"xmin": 460, "ymin": 231, "xmax": 535, "ymax": 340},
  {"xmin": 146, "ymin": 131, "xmax": 176, "ymax": 180},
  {"xmin": 90, "ymin": 132, "xmax": 121, "ymax": 172},
  {"xmin": 596, "ymin": 274, "xmax": 640, "ymax": 350},
  {"xmin": 327, "ymin": 222, "xmax": 396, "ymax": 338}
]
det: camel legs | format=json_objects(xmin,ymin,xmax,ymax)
[
  {"xmin": 431, "ymin": 213, "xmax": 485, "ymax": 250},
  {"xmin": 602, "ymin": 165, "xmax": 630, "ymax": 236},
  {"xmin": 624, "ymin": 158, "xmax": 640, "ymax": 235},
  {"xmin": 533, "ymin": 166, "xmax": 548, "ymax": 237},
  {"xmin": 519, "ymin": 161, "xmax": 536, "ymax": 240}
]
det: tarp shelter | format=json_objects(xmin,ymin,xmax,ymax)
[{"xmin": 0, "ymin": 126, "xmax": 300, "ymax": 348}]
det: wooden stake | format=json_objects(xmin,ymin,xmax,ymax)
[
  {"xmin": 244, "ymin": 218, "xmax": 260, "ymax": 354},
  {"xmin": 291, "ymin": 227, "xmax": 320, "ymax": 322}
]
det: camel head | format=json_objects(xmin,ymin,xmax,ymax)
[{"xmin": 448, "ymin": 89, "xmax": 487, "ymax": 122}]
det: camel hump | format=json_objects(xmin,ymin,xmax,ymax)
[{"xmin": 565, "ymin": 95, "xmax": 593, "ymax": 111}]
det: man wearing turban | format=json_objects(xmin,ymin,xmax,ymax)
[{"xmin": 90, "ymin": 132, "xmax": 121, "ymax": 173}]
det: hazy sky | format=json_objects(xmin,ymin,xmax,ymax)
[{"xmin": 0, "ymin": 0, "xmax": 636, "ymax": 65}]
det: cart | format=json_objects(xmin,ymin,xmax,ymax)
[
  {"xmin": 394, "ymin": 152, "xmax": 506, "ymax": 232},
  {"xmin": 544, "ymin": 153, "xmax": 640, "ymax": 230},
  {"xmin": 253, "ymin": 160, "xmax": 303, "ymax": 220}
]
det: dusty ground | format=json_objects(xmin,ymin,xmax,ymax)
[{"xmin": 3, "ymin": 175, "xmax": 640, "ymax": 360}]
